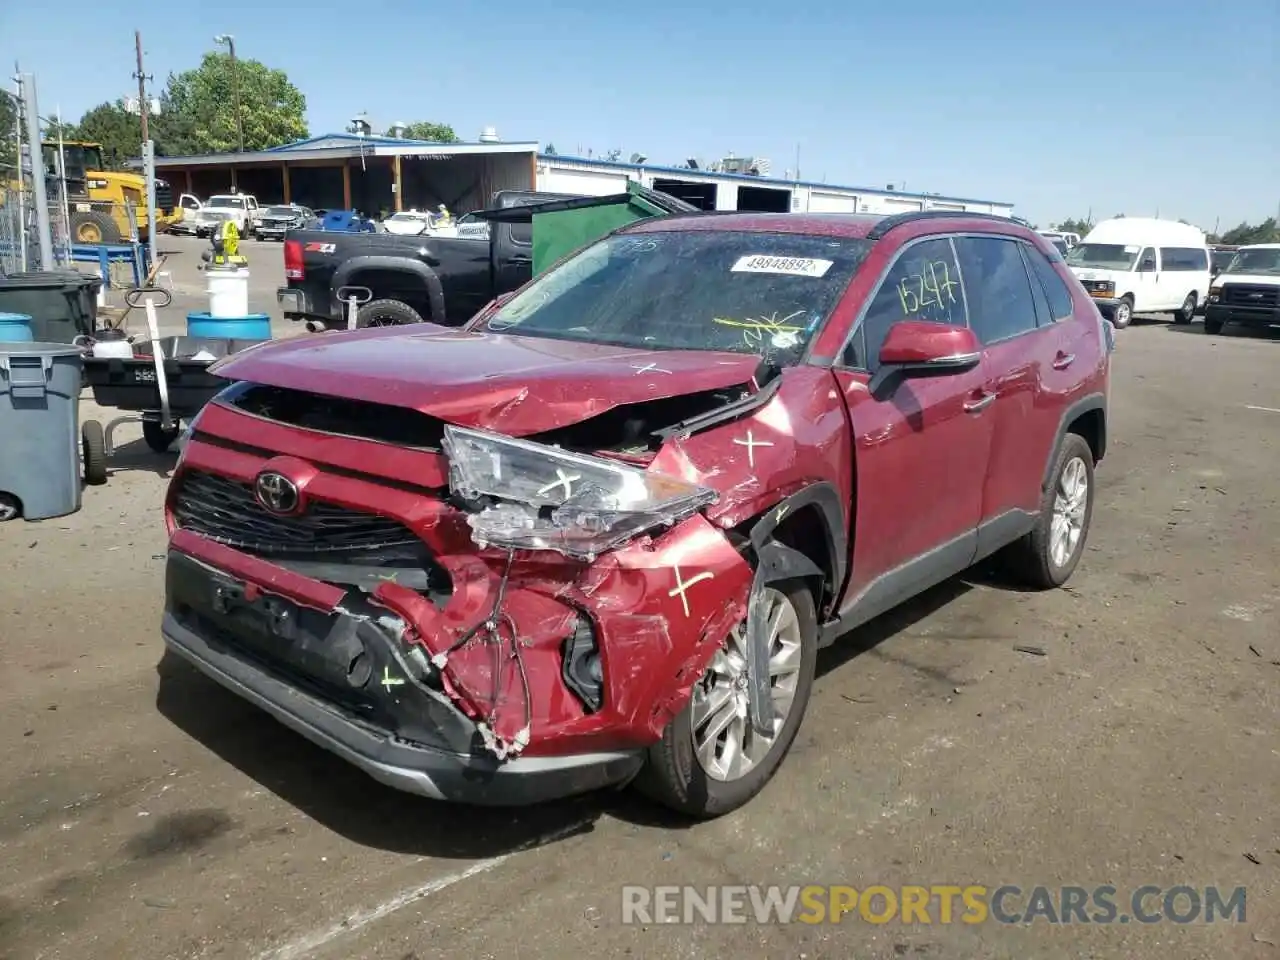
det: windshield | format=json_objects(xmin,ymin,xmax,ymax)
[
  {"xmin": 265, "ymin": 206, "xmax": 297, "ymax": 217},
  {"xmin": 1224, "ymin": 248, "xmax": 1280, "ymax": 276},
  {"xmin": 207, "ymin": 196, "xmax": 243, "ymax": 208},
  {"xmin": 1067, "ymin": 243, "xmax": 1140, "ymax": 270},
  {"xmin": 478, "ymin": 230, "xmax": 872, "ymax": 360},
  {"xmin": 1051, "ymin": 238, "xmax": 1068, "ymax": 255}
]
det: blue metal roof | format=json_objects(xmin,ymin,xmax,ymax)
[{"xmin": 536, "ymin": 153, "xmax": 1013, "ymax": 208}]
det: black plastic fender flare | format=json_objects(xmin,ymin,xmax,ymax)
[
  {"xmin": 331, "ymin": 256, "xmax": 446, "ymax": 323},
  {"xmin": 747, "ymin": 481, "xmax": 849, "ymax": 598},
  {"xmin": 741, "ymin": 481, "xmax": 849, "ymax": 735},
  {"xmin": 1041, "ymin": 393, "xmax": 1107, "ymax": 492}
]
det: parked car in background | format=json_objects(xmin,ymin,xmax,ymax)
[
  {"xmin": 166, "ymin": 209, "xmax": 1111, "ymax": 818},
  {"xmin": 1066, "ymin": 218, "xmax": 1210, "ymax": 328},
  {"xmin": 1040, "ymin": 230, "xmax": 1080, "ymax": 249},
  {"xmin": 1203, "ymin": 243, "xmax": 1280, "ymax": 335},
  {"xmin": 256, "ymin": 204, "xmax": 315, "ymax": 241},
  {"xmin": 382, "ymin": 210, "xmax": 436, "ymax": 235},
  {"xmin": 1210, "ymin": 244, "xmax": 1239, "ymax": 277},
  {"xmin": 193, "ymin": 193, "xmax": 260, "ymax": 238}
]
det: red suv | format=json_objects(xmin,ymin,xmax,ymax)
[{"xmin": 163, "ymin": 211, "xmax": 1112, "ymax": 818}]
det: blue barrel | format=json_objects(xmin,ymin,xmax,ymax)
[
  {"xmin": 186, "ymin": 311, "xmax": 272, "ymax": 340},
  {"xmin": 0, "ymin": 342, "xmax": 85, "ymax": 520},
  {"xmin": 0, "ymin": 312, "xmax": 34, "ymax": 342}
]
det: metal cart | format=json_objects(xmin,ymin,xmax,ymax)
[{"xmin": 78, "ymin": 289, "xmax": 262, "ymax": 484}]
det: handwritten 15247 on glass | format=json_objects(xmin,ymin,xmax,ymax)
[{"xmin": 898, "ymin": 259, "xmax": 962, "ymax": 322}]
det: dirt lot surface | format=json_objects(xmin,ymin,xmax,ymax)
[{"xmin": 1, "ymin": 321, "xmax": 1277, "ymax": 960}]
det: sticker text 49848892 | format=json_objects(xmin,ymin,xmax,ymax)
[{"xmin": 731, "ymin": 255, "xmax": 834, "ymax": 278}]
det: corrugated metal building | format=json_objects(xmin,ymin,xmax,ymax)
[
  {"xmin": 536, "ymin": 154, "xmax": 1014, "ymax": 217},
  {"xmin": 150, "ymin": 134, "xmax": 1015, "ymax": 220}
]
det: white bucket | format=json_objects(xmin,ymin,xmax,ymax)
[{"xmin": 207, "ymin": 267, "xmax": 251, "ymax": 319}]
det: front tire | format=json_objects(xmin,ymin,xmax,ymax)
[
  {"xmin": 1204, "ymin": 316, "xmax": 1225, "ymax": 335},
  {"xmin": 356, "ymin": 298, "xmax": 425, "ymax": 327},
  {"xmin": 1110, "ymin": 297, "xmax": 1133, "ymax": 329},
  {"xmin": 142, "ymin": 420, "xmax": 180, "ymax": 453},
  {"xmin": 1173, "ymin": 292, "xmax": 1197, "ymax": 324},
  {"xmin": 1002, "ymin": 433, "xmax": 1095, "ymax": 589},
  {"xmin": 633, "ymin": 580, "xmax": 818, "ymax": 818}
]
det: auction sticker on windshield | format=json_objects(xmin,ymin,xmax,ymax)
[{"xmin": 732, "ymin": 255, "xmax": 834, "ymax": 278}]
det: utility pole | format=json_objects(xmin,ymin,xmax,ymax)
[
  {"xmin": 214, "ymin": 34, "xmax": 245, "ymax": 153},
  {"xmin": 133, "ymin": 30, "xmax": 158, "ymax": 274}
]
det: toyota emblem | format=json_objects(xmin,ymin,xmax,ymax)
[{"xmin": 255, "ymin": 471, "xmax": 301, "ymax": 515}]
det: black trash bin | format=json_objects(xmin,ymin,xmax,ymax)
[{"xmin": 0, "ymin": 270, "xmax": 101, "ymax": 343}]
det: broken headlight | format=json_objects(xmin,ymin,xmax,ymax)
[{"xmin": 442, "ymin": 424, "xmax": 717, "ymax": 560}]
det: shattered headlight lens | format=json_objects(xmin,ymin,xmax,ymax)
[{"xmin": 442, "ymin": 424, "xmax": 718, "ymax": 560}]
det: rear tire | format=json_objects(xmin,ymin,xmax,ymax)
[
  {"xmin": 633, "ymin": 578, "xmax": 818, "ymax": 819},
  {"xmin": 1001, "ymin": 433, "xmax": 1095, "ymax": 589},
  {"xmin": 1173, "ymin": 292, "xmax": 1196, "ymax": 324},
  {"xmin": 356, "ymin": 298, "xmax": 425, "ymax": 327},
  {"xmin": 82, "ymin": 420, "xmax": 108, "ymax": 485},
  {"xmin": 0, "ymin": 492, "xmax": 20, "ymax": 522}
]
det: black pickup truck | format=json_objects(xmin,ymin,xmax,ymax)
[
  {"xmin": 276, "ymin": 185, "xmax": 700, "ymax": 330},
  {"xmin": 276, "ymin": 190, "xmax": 578, "ymax": 330}
]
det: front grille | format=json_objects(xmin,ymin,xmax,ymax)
[
  {"xmin": 172, "ymin": 469, "xmax": 421, "ymax": 556},
  {"xmin": 1221, "ymin": 284, "xmax": 1280, "ymax": 308}
]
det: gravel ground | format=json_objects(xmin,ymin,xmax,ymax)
[{"xmin": 0, "ymin": 319, "xmax": 1277, "ymax": 960}]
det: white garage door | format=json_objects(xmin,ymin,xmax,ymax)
[
  {"xmin": 925, "ymin": 201, "xmax": 965, "ymax": 212},
  {"xmin": 537, "ymin": 168, "xmax": 630, "ymax": 196},
  {"xmin": 807, "ymin": 191, "xmax": 858, "ymax": 213},
  {"xmin": 882, "ymin": 198, "xmax": 924, "ymax": 213}
]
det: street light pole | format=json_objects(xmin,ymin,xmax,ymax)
[{"xmin": 214, "ymin": 34, "xmax": 244, "ymax": 153}]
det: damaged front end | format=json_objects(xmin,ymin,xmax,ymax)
[{"xmin": 161, "ymin": 396, "xmax": 770, "ymax": 804}]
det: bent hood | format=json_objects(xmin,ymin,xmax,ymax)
[{"xmin": 211, "ymin": 325, "xmax": 763, "ymax": 436}]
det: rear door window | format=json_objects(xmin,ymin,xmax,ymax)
[
  {"xmin": 843, "ymin": 237, "xmax": 966, "ymax": 369},
  {"xmin": 952, "ymin": 236, "xmax": 1040, "ymax": 344}
]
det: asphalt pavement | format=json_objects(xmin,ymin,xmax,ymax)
[{"xmin": 0, "ymin": 316, "xmax": 1277, "ymax": 959}]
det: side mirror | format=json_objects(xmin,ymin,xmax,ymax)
[{"xmin": 872, "ymin": 321, "xmax": 981, "ymax": 392}]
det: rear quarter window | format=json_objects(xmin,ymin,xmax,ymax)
[{"xmin": 1024, "ymin": 245, "xmax": 1075, "ymax": 321}]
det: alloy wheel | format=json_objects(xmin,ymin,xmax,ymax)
[
  {"xmin": 1050, "ymin": 456, "xmax": 1089, "ymax": 569},
  {"xmin": 691, "ymin": 587, "xmax": 804, "ymax": 782}
]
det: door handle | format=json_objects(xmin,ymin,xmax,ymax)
[
  {"xmin": 508, "ymin": 256, "xmax": 532, "ymax": 266},
  {"xmin": 1052, "ymin": 352, "xmax": 1076, "ymax": 370},
  {"xmin": 963, "ymin": 391, "xmax": 996, "ymax": 414}
]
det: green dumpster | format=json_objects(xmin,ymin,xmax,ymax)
[
  {"xmin": 0, "ymin": 270, "xmax": 102, "ymax": 344},
  {"xmin": 483, "ymin": 182, "xmax": 700, "ymax": 276}
]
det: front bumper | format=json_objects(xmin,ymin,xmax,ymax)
[
  {"xmin": 162, "ymin": 550, "xmax": 645, "ymax": 805},
  {"xmin": 1205, "ymin": 303, "xmax": 1280, "ymax": 328},
  {"xmin": 1086, "ymin": 294, "xmax": 1121, "ymax": 311}
]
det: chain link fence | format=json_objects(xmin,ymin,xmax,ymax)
[{"xmin": 0, "ymin": 84, "xmax": 38, "ymax": 275}]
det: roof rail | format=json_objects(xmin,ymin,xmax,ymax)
[{"xmin": 865, "ymin": 209, "xmax": 1029, "ymax": 240}]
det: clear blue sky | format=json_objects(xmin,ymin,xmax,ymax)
[{"xmin": 3, "ymin": 0, "xmax": 1277, "ymax": 230}]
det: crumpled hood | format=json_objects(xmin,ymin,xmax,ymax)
[{"xmin": 211, "ymin": 325, "xmax": 763, "ymax": 436}]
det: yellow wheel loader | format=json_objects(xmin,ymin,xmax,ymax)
[{"xmin": 41, "ymin": 141, "xmax": 181, "ymax": 243}]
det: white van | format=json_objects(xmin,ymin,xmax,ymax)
[{"xmin": 1066, "ymin": 218, "xmax": 1211, "ymax": 328}]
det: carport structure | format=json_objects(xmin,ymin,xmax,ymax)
[{"xmin": 152, "ymin": 133, "xmax": 540, "ymax": 218}]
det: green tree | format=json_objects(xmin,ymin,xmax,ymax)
[
  {"xmin": 1054, "ymin": 217, "xmax": 1093, "ymax": 236},
  {"xmin": 155, "ymin": 51, "xmax": 308, "ymax": 154},
  {"xmin": 66, "ymin": 101, "xmax": 143, "ymax": 168},
  {"xmin": 1213, "ymin": 218, "xmax": 1279, "ymax": 245},
  {"xmin": 400, "ymin": 121, "xmax": 458, "ymax": 143},
  {"xmin": 0, "ymin": 93, "xmax": 16, "ymax": 172}
]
